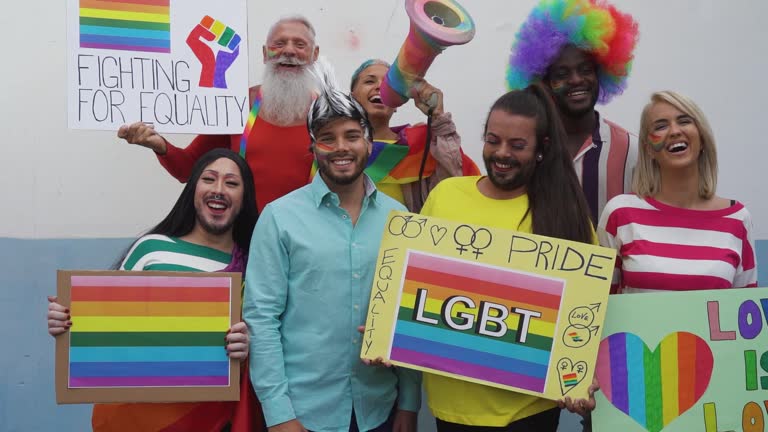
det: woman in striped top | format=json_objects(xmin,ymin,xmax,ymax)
[{"xmin": 597, "ymin": 91, "xmax": 757, "ymax": 294}]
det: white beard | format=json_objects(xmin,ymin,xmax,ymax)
[{"xmin": 260, "ymin": 62, "xmax": 317, "ymax": 126}]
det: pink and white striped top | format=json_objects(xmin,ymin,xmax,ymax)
[{"xmin": 597, "ymin": 194, "xmax": 757, "ymax": 294}]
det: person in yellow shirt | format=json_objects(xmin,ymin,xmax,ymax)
[{"xmin": 420, "ymin": 83, "xmax": 596, "ymax": 432}]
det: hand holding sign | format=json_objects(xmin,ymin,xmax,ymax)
[
  {"xmin": 186, "ymin": 16, "xmax": 242, "ymax": 89},
  {"xmin": 117, "ymin": 122, "xmax": 166, "ymax": 153}
]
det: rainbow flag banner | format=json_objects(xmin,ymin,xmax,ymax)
[
  {"xmin": 79, "ymin": 0, "xmax": 171, "ymax": 53},
  {"xmin": 56, "ymin": 271, "xmax": 241, "ymax": 404},
  {"xmin": 362, "ymin": 211, "xmax": 614, "ymax": 400},
  {"xmin": 593, "ymin": 288, "xmax": 768, "ymax": 432}
]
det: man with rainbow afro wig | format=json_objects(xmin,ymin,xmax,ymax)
[{"xmin": 508, "ymin": 0, "xmax": 639, "ymax": 223}]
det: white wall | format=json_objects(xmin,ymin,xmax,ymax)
[{"xmin": 1, "ymin": 0, "xmax": 766, "ymax": 239}]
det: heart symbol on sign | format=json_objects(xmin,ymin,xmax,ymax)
[
  {"xmin": 430, "ymin": 225, "xmax": 447, "ymax": 246},
  {"xmin": 557, "ymin": 357, "xmax": 588, "ymax": 396},
  {"xmin": 596, "ymin": 332, "xmax": 714, "ymax": 432}
]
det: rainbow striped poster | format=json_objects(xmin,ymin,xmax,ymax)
[
  {"xmin": 362, "ymin": 211, "xmax": 614, "ymax": 400},
  {"xmin": 79, "ymin": 0, "xmax": 171, "ymax": 53},
  {"xmin": 593, "ymin": 288, "xmax": 768, "ymax": 432},
  {"xmin": 56, "ymin": 271, "xmax": 241, "ymax": 404},
  {"xmin": 66, "ymin": 0, "xmax": 249, "ymax": 134}
]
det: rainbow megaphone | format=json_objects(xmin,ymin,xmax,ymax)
[{"xmin": 380, "ymin": 0, "xmax": 476, "ymax": 108}]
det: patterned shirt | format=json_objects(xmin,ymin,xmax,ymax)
[
  {"xmin": 572, "ymin": 112, "xmax": 638, "ymax": 223},
  {"xmin": 598, "ymin": 194, "xmax": 758, "ymax": 293}
]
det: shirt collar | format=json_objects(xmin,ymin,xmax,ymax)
[
  {"xmin": 574, "ymin": 110, "xmax": 603, "ymax": 160},
  {"xmin": 310, "ymin": 173, "xmax": 379, "ymax": 208}
]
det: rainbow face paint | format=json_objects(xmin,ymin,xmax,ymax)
[
  {"xmin": 265, "ymin": 48, "xmax": 279, "ymax": 59},
  {"xmin": 550, "ymin": 80, "xmax": 566, "ymax": 94},
  {"xmin": 648, "ymin": 132, "xmax": 666, "ymax": 152},
  {"xmin": 313, "ymin": 143, "xmax": 335, "ymax": 160}
]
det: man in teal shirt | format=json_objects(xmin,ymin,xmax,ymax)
[{"xmin": 243, "ymin": 73, "xmax": 420, "ymax": 432}]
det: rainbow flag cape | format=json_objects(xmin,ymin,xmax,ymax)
[
  {"xmin": 91, "ymin": 361, "xmax": 264, "ymax": 431},
  {"xmin": 309, "ymin": 124, "xmax": 480, "ymax": 184}
]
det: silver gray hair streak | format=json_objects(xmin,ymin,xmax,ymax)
[{"xmin": 307, "ymin": 58, "xmax": 373, "ymax": 143}]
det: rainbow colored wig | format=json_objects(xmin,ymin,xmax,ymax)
[{"xmin": 506, "ymin": 0, "xmax": 639, "ymax": 104}]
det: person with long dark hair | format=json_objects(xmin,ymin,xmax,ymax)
[
  {"xmin": 47, "ymin": 149, "xmax": 262, "ymax": 432},
  {"xmin": 419, "ymin": 84, "xmax": 595, "ymax": 432}
]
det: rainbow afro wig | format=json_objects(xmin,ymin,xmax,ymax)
[{"xmin": 506, "ymin": 0, "xmax": 639, "ymax": 104}]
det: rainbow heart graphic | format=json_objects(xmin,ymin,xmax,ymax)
[{"xmin": 596, "ymin": 332, "xmax": 713, "ymax": 432}]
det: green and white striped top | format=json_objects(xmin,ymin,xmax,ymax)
[{"xmin": 120, "ymin": 234, "xmax": 232, "ymax": 272}]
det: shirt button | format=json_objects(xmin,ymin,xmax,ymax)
[
  {"xmin": 342, "ymin": 214, "xmax": 348, "ymax": 219},
  {"xmin": 353, "ymin": 273, "xmax": 360, "ymax": 279},
  {"xmin": 325, "ymin": 203, "xmax": 330, "ymax": 207},
  {"xmin": 354, "ymin": 304, "xmax": 359, "ymax": 310}
]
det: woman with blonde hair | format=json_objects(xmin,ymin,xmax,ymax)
[{"xmin": 597, "ymin": 91, "xmax": 757, "ymax": 293}]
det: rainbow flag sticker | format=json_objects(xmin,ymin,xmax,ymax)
[
  {"xmin": 79, "ymin": 0, "xmax": 171, "ymax": 53},
  {"xmin": 562, "ymin": 372, "xmax": 579, "ymax": 387},
  {"xmin": 67, "ymin": 274, "xmax": 231, "ymax": 389},
  {"xmin": 390, "ymin": 251, "xmax": 564, "ymax": 393}
]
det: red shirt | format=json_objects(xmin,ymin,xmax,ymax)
[{"xmin": 157, "ymin": 116, "xmax": 312, "ymax": 213}]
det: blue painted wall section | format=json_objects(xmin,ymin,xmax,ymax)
[{"xmin": 0, "ymin": 238, "xmax": 132, "ymax": 432}]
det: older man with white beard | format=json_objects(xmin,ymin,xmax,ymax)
[{"xmin": 118, "ymin": 15, "xmax": 320, "ymax": 212}]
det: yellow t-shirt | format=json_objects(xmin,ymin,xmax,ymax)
[
  {"xmin": 376, "ymin": 182, "xmax": 405, "ymax": 205},
  {"xmin": 419, "ymin": 176, "xmax": 557, "ymax": 426}
]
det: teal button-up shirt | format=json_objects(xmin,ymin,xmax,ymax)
[{"xmin": 244, "ymin": 174, "xmax": 421, "ymax": 432}]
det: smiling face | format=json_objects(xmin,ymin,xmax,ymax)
[
  {"xmin": 193, "ymin": 158, "xmax": 244, "ymax": 236},
  {"xmin": 546, "ymin": 45, "xmax": 600, "ymax": 118},
  {"xmin": 482, "ymin": 110, "xmax": 539, "ymax": 193},
  {"xmin": 313, "ymin": 118, "xmax": 372, "ymax": 186},
  {"xmin": 351, "ymin": 64, "xmax": 394, "ymax": 121},
  {"xmin": 646, "ymin": 101, "xmax": 702, "ymax": 171},
  {"xmin": 262, "ymin": 21, "xmax": 318, "ymax": 74}
]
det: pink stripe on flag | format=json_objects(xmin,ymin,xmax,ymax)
[
  {"xmin": 596, "ymin": 340, "xmax": 612, "ymax": 401},
  {"xmin": 71, "ymin": 275, "xmax": 231, "ymax": 288},
  {"xmin": 392, "ymin": 347, "xmax": 546, "ymax": 392},
  {"xmin": 69, "ymin": 376, "xmax": 229, "ymax": 387},
  {"xmin": 79, "ymin": 42, "xmax": 170, "ymax": 53},
  {"xmin": 407, "ymin": 252, "xmax": 564, "ymax": 296}
]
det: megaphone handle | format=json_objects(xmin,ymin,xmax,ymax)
[{"xmin": 426, "ymin": 93, "xmax": 439, "ymax": 112}]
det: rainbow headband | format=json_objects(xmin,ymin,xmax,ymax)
[{"xmin": 506, "ymin": 0, "xmax": 639, "ymax": 104}]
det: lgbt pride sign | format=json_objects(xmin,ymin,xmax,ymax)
[
  {"xmin": 361, "ymin": 211, "xmax": 615, "ymax": 400},
  {"xmin": 66, "ymin": 0, "xmax": 249, "ymax": 133},
  {"xmin": 55, "ymin": 271, "xmax": 241, "ymax": 403},
  {"xmin": 593, "ymin": 288, "xmax": 768, "ymax": 432}
]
